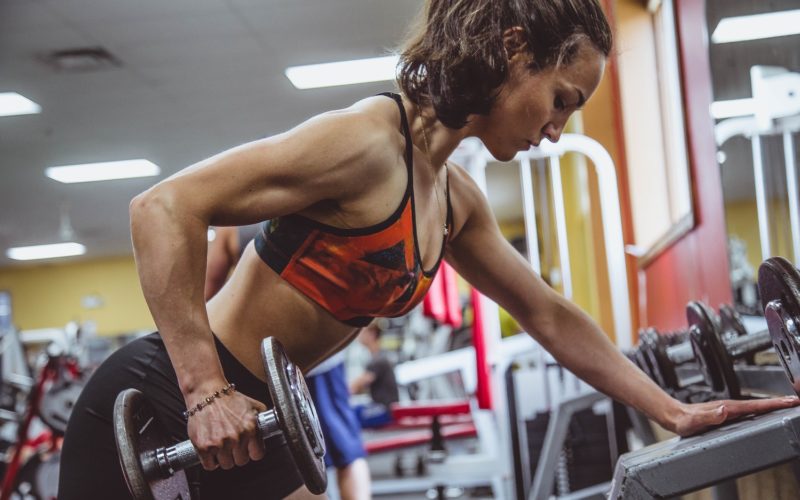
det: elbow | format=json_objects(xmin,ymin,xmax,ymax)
[
  {"xmin": 129, "ymin": 184, "xmax": 180, "ymax": 239},
  {"xmin": 130, "ymin": 187, "xmax": 157, "ymax": 224}
]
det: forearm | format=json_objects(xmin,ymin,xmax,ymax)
[
  {"xmin": 522, "ymin": 295, "xmax": 681, "ymax": 430},
  {"xmin": 130, "ymin": 188, "xmax": 226, "ymax": 399}
]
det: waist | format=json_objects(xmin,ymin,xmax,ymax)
[{"xmin": 207, "ymin": 247, "xmax": 358, "ymax": 374}]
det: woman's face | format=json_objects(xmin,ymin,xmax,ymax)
[{"xmin": 473, "ymin": 40, "xmax": 606, "ymax": 162}]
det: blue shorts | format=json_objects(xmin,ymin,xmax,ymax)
[{"xmin": 306, "ymin": 363, "xmax": 366, "ymax": 468}]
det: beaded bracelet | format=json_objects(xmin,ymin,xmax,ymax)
[{"xmin": 183, "ymin": 383, "xmax": 237, "ymax": 420}]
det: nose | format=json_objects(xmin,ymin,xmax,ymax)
[{"xmin": 542, "ymin": 122, "xmax": 563, "ymax": 143}]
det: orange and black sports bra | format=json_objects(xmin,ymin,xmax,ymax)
[{"xmin": 253, "ymin": 92, "xmax": 453, "ymax": 327}]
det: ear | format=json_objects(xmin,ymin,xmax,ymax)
[{"xmin": 502, "ymin": 27, "xmax": 528, "ymax": 60}]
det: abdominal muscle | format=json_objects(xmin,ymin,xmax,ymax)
[{"xmin": 206, "ymin": 242, "xmax": 359, "ymax": 381}]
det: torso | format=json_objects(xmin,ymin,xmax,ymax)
[{"xmin": 207, "ymin": 94, "xmax": 468, "ymax": 380}]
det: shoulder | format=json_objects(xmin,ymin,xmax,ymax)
[
  {"xmin": 336, "ymin": 95, "xmax": 410, "ymax": 169},
  {"xmin": 274, "ymin": 95, "xmax": 409, "ymax": 192}
]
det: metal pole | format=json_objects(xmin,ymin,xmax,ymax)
[
  {"xmin": 549, "ymin": 156, "xmax": 573, "ymax": 300},
  {"xmin": 752, "ymin": 135, "xmax": 772, "ymax": 259},
  {"xmin": 783, "ymin": 131, "xmax": 800, "ymax": 265},
  {"xmin": 519, "ymin": 158, "xmax": 542, "ymax": 274},
  {"xmin": 516, "ymin": 135, "xmax": 632, "ymax": 349}
]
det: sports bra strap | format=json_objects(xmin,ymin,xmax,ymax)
[{"xmin": 378, "ymin": 92, "xmax": 413, "ymax": 177}]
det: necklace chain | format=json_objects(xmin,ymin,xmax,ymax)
[{"xmin": 417, "ymin": 102, "xmax": 449, "ymax": 237}]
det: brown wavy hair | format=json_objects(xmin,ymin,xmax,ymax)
[{"xmin": 397, "ymin": 0, "xmax": 613, "ymax": 129}]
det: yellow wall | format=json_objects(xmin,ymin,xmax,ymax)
[
  {"xmin": 494, "ymin": 116, "xmax": 615, "ymax": 339},
  {"xmin": 561, "ymin": 150, "xmax": 615, "ymax": 337},
  {"xmin": 725, "ymin": 199, "xmax": 794, "ymax": 272},
  {"xmin": 0, "ymin": 257, "xmax": 154, "ymax": 336},
  {"xmin": 582, "ymin": 3, "xmax": 632, "ymax": 339}
]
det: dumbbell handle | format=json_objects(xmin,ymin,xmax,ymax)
[
  {"xmin": 667, "ymin": 329, "xmax": 772, "ymax": 365},
  {"xmin": 726, "ymin": 328, "xmax": 772, "ymax": 358},
  {"xmin": 143, "ymin": 410, "xmax": 281, "ymax": 479}
]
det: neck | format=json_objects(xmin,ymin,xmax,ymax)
[{"xmin": 405, "ymin": 98, "xmax": 470, "ymax": 171}]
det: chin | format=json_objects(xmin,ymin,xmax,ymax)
[
  {"xmin": 489, "ymin": 147, "xmax": 518, "ymax": 163},
  {"xmin": 480, "ymin": 137, "xmax": 519, "ymax": 162}
]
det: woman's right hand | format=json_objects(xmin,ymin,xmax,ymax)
[{"xmin": 186, "ymin": 387, "xmax": 268, "ymax": 471}]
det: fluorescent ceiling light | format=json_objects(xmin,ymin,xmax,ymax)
[
  {"xmin": 6, "ymin": 242, "xmax": 86, "ymax": 261},
  {"xmin": 0, "ymin": 92, "xmax": 41, "ymax": 117},
  {"xmin": 710, "ymin": 98, "xmax": 755, "ymax": 119},
  {"xmin": 207, "ymin": 228, "xmax": 216, "ymax": 242},
  {"xmin": 46, "ymin": 159, "xmax": 160, "ymax": 183},
  {"xmin": 285, "ymin": 55, "xmax": 399, "ymax": 89},
  {"xmin": 712, "ymin": 9, "xmax": 800, "ymax": 44}
]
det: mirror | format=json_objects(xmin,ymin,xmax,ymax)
[{"xmin": 706, "ymin": 0, "xmax": 800, "ymax": 314}]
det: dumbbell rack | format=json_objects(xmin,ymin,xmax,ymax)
[
  {"xmin": 608, "ymin": 406, "xmax": 800, "ymax": 499},
  {"xmin": 611, "ymin": 304, "xmax": 799, "ymax": 499}
]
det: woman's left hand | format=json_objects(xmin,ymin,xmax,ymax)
[{"xmin": 667, "ymin": 396, "xmax": 800, "ymax": 437}]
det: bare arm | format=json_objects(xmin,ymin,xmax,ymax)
[
  {"xmin": 444, "ymin": 166, "xmax": 798, "ymax": 436},
  {"xmin": 129, "ymin": 107, "xmax": 393, "ymax": 467},
  {"xmin": 349, "ymin": 371, "xmax": 377, "ymax": 395}
]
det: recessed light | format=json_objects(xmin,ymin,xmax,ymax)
[
  {"xmin": 46, "ymin": 159, "xmax": 160, "ymax": 183},
  {"xmin": 7, "ymin": 242, "xmax": 86, "ymax": 261},
  {"xmin": 285, "ymin": 55, "xmax": 399, "ymax": 90},
  {"xmin": 0, "ymin": 92, "xmax": 41, "ymax": 117}
]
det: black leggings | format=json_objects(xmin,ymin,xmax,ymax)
[{"xmin": 57, "ymin": 333, "xmax": 305, "ymax": 500}]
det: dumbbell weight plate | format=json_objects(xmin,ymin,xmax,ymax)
[
  {"xmin": 631, "ymin": 348, "xmax": 654, "ymax": 381},
  {"xmin": 262, "ymin": 337, "xmax": 327, "ymax": 495},
  {"xmin": 687, "ymin": 301, "xmax": 739, "ymax": 399},
  {"xmin": 759, "ymin": 257, "xmax": 800, "ymax": 396},
  {"xmin": 719, "ymin": 304, "xmax": 748, "ymax": 340},
  {"xmin": 114, "ymin": 389, "xmax": 191, "ymax": 500},
  {"xmin": 646, "ymin": 334, "xmax": 681, "ymax": 391},
  {"xmin": 631, "ymin": 332, "xmax": 656, "ymax": 382}
]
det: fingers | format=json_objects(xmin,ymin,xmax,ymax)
[
  {"xmin": 250, "ymin": 398, "xmax": 268, "ymax": 414},
  {"xmin": 189, "ymin": 393, "xmax": 268, "ymax": 471},
  {"xmin": 198, "ymin": 449, "xmax": 219, "ymax": 471},
  {"xmin": 233, "ymin": 411, "xmax": 261, "ymax": 466},
  {"xmin": 719, "ymin": 396, "xmax": 800, "ymax": 419},
  {"xmin": 216, "ymin": 439, "xmax": 236, "ymax": 470},
  {"xmin": 248, "ymin": 431, "xmax": 266, "ymax": 462},
  {"xmin": 247, "ymin": 405, "xmax": 266, "ymax": 461}
]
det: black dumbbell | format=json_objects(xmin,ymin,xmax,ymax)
[
  {"xmin": 113, "ymin": 337, "xmax": 327, "ymax": 500},
  {"xmin": 687, "ymin": 301, "xmax": 773, "ymax": 399},
  {"xmin": 640, "ymin": 329, "xmax": 681, "ymax": 390},
  {"xmin": 718, "ymin": 304, "xmax": 748, "ymax": 341},
  {"xmin": 759, "ymin": 256, "xmax": 800, "ymax": 397},
  {"xmin": 639, "ymin": 328, "xmax": 703, "ymax": 394},
  {"xmin": 629, "ymin": 330, "xmax": 657, "ymax": 382}
]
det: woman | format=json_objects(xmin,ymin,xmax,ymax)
[{"xmin": 58, "ymin": 0, "xmax": 799, "ymax": 498}]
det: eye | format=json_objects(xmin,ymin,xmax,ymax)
[{"xmin": 554, "ymin": 95, "xmax": 566, "ymax": 111}]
